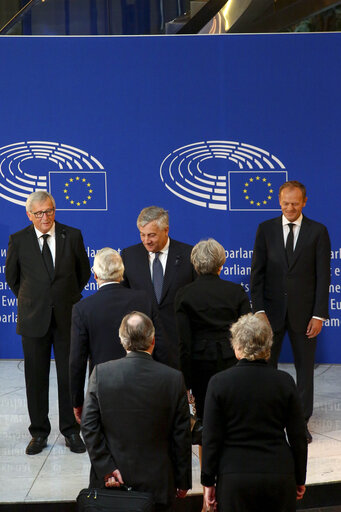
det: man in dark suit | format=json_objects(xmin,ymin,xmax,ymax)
[
  {"xmin": 81, "ymin": 311, "xmax": 192, "ymax": 512},
  {"xmin": 5, "ymin": 191, "xmax": 90, "ymax": 455},
  {"xmin": 70, "ymin": 247, "xmax": 163, "ymax": 423},
  {"xmin": 251, "ymin": 180, "xmax": 331, "ymax": 441},
  {"xmin": 121, "ymin": 206, "xmax": 196, "ymax": 368}
]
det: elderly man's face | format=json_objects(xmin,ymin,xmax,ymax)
[
  {"xmin": 26, "ymin": 198, "xmax": 55, "ymax": 234},
  {"xmin": 139, "ymin": 221, "xmax": 169, "ymax": 253}
]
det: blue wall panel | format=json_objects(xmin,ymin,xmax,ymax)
[{"xmin": 0, "ymin": 34, "xmax": 340, "ymax": 360}]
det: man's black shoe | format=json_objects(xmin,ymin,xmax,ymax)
[
  {"xmin": 26, "ymin": 436, "xmax": 47, "ymax": 455},
  {"xmin": 65, "ymin": 433, "xmax": 86, "ymax": 453},
  {"xmin": 306, "ymin": 425, "xmax": 313, "ymax": 444}
]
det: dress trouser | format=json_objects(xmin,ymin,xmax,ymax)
[
  {"xmin": 21, "ymin": 312, "xmax": 78, "ymax": 438},
  {"xmin": 269, "ymin": 322, "xmax": 317, "ymax": 421}
]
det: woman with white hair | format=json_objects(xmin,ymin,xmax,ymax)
[{"xmin": 201, "ymin": 313, "xmax": 307, "ymax": 512}]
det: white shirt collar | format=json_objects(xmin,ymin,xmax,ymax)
[
  {"xmin": 282, "ymin": 213, "xmax": 303, "ymax": 227},
  {"xmin": 99, "ymin": 281, "xmax": 119, "ymax": 288},
  {"xmin": 34, "ymin": 222, "xmax": 56, "ymax": 238},
  {"xmin": 149, "ymin": 237, "xmax": 170, "ymax": 256}
]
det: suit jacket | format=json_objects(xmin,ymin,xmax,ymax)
[
  {"xmin": 70, "ymin": 283, "xmax": 163, "ymax": 407},
  {"xmin": 81, "ymin": 352, "xmax": 192, "ymax": 506},
  {"xmin": 251, "ymin": 215, "xmax": 331, "ymax": 332},
  {"xmin": 121, "ymin": 238, "xmax": 196, "ymax": 367},
  {"xmin": 201, "ymin": 359, "xmax": 307, "ymax": 487},
  {"xmin": 175, "ymin": 274, "xmax": 251, "ymax": 389},
  {"xmin": 5, "ymin": 221, "xmax": 90, "ymax": 338}
]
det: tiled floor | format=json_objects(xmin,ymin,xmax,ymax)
[{"xmin": 0, "ymin": 361, "xmax": 341, "ymax": 503}]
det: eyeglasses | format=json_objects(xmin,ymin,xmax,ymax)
[{"xmin": 31, "ymin": 208, "xmax": 55, "ymax": 219}]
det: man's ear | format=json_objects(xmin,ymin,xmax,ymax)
[{"xmin": 149, "ymin": 337, "xmax": 156, "ymax": 353}]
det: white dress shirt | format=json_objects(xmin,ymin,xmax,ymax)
[
  {"xmin": 34, "ymin": 223, "xmax": 56, "ymax": 266},
  {"xmin": 282, "ymin": 213, "xmax": 303, "ymax": 250},
  {"xmin": 148, "ymin": 237, "xmax": 170, "ymax": 278}
]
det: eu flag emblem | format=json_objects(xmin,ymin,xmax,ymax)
[
  {"xmin": 49, "ymin": 172, "xmax": 107, "ymax": 211},
  {"xmin": 228, "ymin": 171, "xmax": 288, "ymax": 211}
]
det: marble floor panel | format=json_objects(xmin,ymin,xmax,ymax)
[{"xmin": 0, "ymin": 361, "xmax": 340, "ymax": 503}]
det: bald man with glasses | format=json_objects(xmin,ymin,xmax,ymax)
[{"xmin": 6, "ymin": 191, "xmax": 90, "ymax": 455}]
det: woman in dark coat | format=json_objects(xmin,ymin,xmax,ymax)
[
  {"xmin": 201, "ymin": 313, "xmax": 307, "ymax": 512},
  {"xmin": 175, "ymin": 238, "xmax": 251, "ymax": 420}
]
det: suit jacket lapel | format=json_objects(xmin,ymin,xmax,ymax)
[
  {"xmin": 290, "ymin": 215, "xmax": 309, "ymax": 268},
  {"xmin": 27, "ymin": 225, "xmax": 53, "ymax": 278},
  {"xmin": 274, "ymin": 217, "xmax": 288, "ymax": 269},
  {"xmin": 161, "ymin": 238, "xmax": 178, "ymax": 303},
  {"xmin": 137, "ymin": 245, "xmax": 156, "ymax": 298},
  {"xmin": 28, "ymin": 224, "xmax": 44, "ymax": 262},
  {"xmin": 54, "ymin": 222, "xmax": 65, "ymax": 277}
]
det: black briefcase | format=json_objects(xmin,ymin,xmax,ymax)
[{"xmin": 77, "ymin": 486, "xmax": 154, "ymax": 512}]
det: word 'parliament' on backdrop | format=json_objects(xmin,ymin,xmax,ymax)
[
  {"xmin": 160, "ymin": 140, "xmax": 288, "ymax": 211},
  {"xmin": 0, "ymin": 141, "xmax": 108, "ymax": 210}
]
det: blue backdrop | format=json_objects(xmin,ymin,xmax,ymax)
[{"xmin": 0, "ymin": 34, "xmax": 340, "ymax": 361}]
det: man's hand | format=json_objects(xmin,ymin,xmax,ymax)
[
  {"xmin": 104, "ymin": 469, "xmax": 124, "ymax": 488},
  {"xmin": 306, "ymin": 318, "xmax": 323, "ymax": 339},
  {"xmin": 204, "ymin": 485, "xmax": 217, "ymax": 511},
  {"xmin": 296, "ymin": 484, "xmax": 306, "ymax": 500},
  {"xmin": 73, "ymin": 406, "xmax": 83, "ymax": 425},
  {"xmin": 176, "ymin": 489, "xmax": 188, "ymax": 498}
]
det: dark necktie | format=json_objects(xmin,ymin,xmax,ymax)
[
  {"xmin": 286, "ymin": 223, "xmax": 294, "ymax": 265},
  {"xmin": 153, "ymin": 252, "xmax": 163, "ymax": 303},
  {"xmin": 42, "ymin": 234, "xmax": 54, "ymax": 279}
]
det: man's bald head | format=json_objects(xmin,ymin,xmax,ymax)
[{"xmin": 119, "ymin": 312, "xmax": 155, "ymax": 352}]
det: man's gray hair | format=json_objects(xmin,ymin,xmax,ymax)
[
  {"xmin": 93, "ymin": 248, "xmax": 124, "ymax": 282},
  {"xmin": 26, "ymin": 191, "xmax": 56, "ymax": 212},
  {"xmin": 230, "ymin": 313, "xmax": 273, "ymax": 361},
  {"xmin": 191, "ymin": 238, "xmax": 226, "ymax": 275},
  {"xmin": 137, "ymin": 206, "xmax": 169, "ymax": 230},
  {"xmin": 119, "ymin": 311, "xmax": 155, "ymax": 352}
]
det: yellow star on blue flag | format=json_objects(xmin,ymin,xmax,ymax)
[
  {"xmin": 228, "ymin": 171, "xmax": 287, "ymax": 210},
  {"xmin": 49, "ymin": 171, "xmax": 107, "ymax": 210}
]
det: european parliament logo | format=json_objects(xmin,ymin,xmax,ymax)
[
  {"xmin": 0, "ymin": 141, "xmax": 108, "ymax": 210},
  {"xmin": 160, "ymin": 140, "xmax": 288, "ymax": 211}
]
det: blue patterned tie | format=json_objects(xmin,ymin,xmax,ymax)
[{"xmin": 153, "ymin": 252, "xmax": 163, "ymax": 303}]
